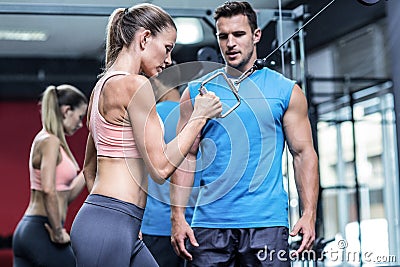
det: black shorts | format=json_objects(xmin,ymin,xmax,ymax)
[
  {"xmin": 186, "ymin": 227, "xmax": 290, "ymax": 267},
  {"xmin": 142, "ymin": 234, "xmax": 185, "ymax": 267}
]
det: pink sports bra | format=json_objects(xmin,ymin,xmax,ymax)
[
  {"xmin": 90, "ymin": 71, "xmax": 142, "ymax": 158},
  {"xmin": 30, "ymin": 133, "xmax": 78, "ymax": 191}
]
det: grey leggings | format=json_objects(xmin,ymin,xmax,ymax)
[
  {"xmin": 12, "ymin": 215, "xmax": 75, "ymax": 267},
  {"xmin": 71, "ymin": 194, "xmax": 158, "ymax": 267}
]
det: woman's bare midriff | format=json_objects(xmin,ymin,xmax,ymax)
[
  {"xmin": 90, "ymin": 156, "xmax": 148, "ymax": 208},
  {"xmin": 25, "ymin": 190, "xmax": 70, "ymax": 222}
]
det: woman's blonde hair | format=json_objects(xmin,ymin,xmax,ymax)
[
  {"xmin": 40, "ymin": 84, "xmax": 87, "ymax": 168},
  {"xmin": 104, "ymin": 3, "xmax": 176, "ymax": 71}
]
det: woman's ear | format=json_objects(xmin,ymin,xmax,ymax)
[
  {"xmin": 60, "ymin": 105, "xmax": 71, "ymax": 118},
  {"xmin": 140, "ymin": 30, "xmax": 152, "ymax": 49}
]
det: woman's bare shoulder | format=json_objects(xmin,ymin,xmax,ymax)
[
  {"xmin": 40, "ymin": 132, "xmax": 59, "ymax": 145},
  {"xmin": 105, "ymin": 74, "xmax": 150, "ymax": 97},
  {"xmin": 101, "ymin": 73, "xmax": 153, "ymax": 110},
  {"xmin": 33, "ymin": 131, "xmax": 60, "ymax": 154}
]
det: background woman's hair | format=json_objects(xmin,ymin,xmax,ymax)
[
  {"xmin": 104, "ymin": 3, "xmax": 176, "ymax": 72},
  {"xmin": 40, "ymin": 84, "xmax": 87, "ymax": 167},
  {"xmin": 213, "ymin": 1, "xmax": 258, "ymax": 33}
]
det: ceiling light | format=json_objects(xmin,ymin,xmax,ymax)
[
  {"xmin": 0, "ymin": 30, "xmax": 48, "ymax": 41},
  {"xmin": 173, "ymin": 17, "xmax": 203, "ymax": 45}
]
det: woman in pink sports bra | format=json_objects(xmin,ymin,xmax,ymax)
[
  {"xmin": 70, "ymin": 3, "xmax": 222, "ymax": 267},
  {"xmin": 12, "ymin": 84, "xmax": 88, "ymax": 267}
]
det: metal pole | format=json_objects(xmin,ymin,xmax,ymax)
[
  {"xmin": 298, "ymin": 20, "xmax": 307, "ymax": 93},
  {"xmin": 349, "ymin": 92, "xmax": 363, "ymax": 266}
]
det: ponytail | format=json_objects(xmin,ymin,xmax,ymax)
[
  {"xmin": 40, "ymin": 84, "xmax": 87, "ymax": 168},
  {"xmin": 105, "ymin": 8, "xmax": 126, "ymax": 71},
  {"xmin": 41, "ymin": 85, "xmax": 64, "ymax": 141}
]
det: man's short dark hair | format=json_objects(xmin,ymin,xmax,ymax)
[{"xmin": 213, "ymin": 1, "xmax": 258, "ymax": 33}]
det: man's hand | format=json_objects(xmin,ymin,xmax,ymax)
[
  {"xmin": 171, "ymin": 217, "xmax": 198, "ymax": 261},
  {"xmin": 289, "ymin": 213, "xmax": 316, "ymax": 255}
]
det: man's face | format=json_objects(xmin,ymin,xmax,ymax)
[{"xmin": 216, "ymin": 14, "xmax": 261, "ymax": 72}]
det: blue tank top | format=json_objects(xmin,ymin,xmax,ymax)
[
  {"xmin": 188, "ymin": 67, "xmax": 295, "ymax": 228},
  {"xmin": 141, "ymin": 101, "xmax": 197, "ymax": 236}
]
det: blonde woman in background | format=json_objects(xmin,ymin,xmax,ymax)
[{"xmin": 12, "ymin": 84, "xmax": 88, "ymax": 267}]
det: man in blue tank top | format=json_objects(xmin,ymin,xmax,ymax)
[{"xmin": 170, "ymin": 2, "xmax": 319, "ymax": 266}]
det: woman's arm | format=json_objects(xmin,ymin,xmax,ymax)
[
  {"xmin": 126, "ymin": 75, "xmax": 221, "ymax": 183},
  {"xmin": 83, "ymin": 133, "xmax": 97, "ymax": 192},
  {"xmin": 82, "ymin": 90, "xmax": 97, "ymax": 193},
  {"xmin": 67, "ymin": 171, "xmax": 86, "ymax": 204},
  {"xmin": 40, "ymin": 135, "xmax": 70, "ymax": 244}
]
